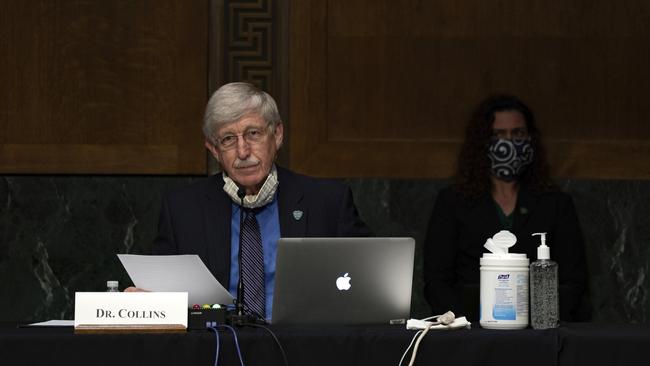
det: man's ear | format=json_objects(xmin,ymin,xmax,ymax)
[
  {"xmin": 273, "ymin": 122, "xmax": 284, "ymax": 149},
  {"xmin": 205, "ymin": 139, "xmax": 221, "ymax": 163}
]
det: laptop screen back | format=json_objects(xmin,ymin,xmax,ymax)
[{"xmin": 270, "ymin": 237, "xmax": 415, "ymax": 325}]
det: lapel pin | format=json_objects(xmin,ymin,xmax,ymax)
[
  {"xmin": 292, "ymin": 210, "xmax": 303, "ymax": 221},
  {"xmin": 520, "ymin": 207, "xmax": 528, "ymax": 215}
]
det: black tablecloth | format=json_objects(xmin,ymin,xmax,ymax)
[
  {"xmin": 557, "ymin": 323, "xmax": 650, "ymax": 365},
  {"xmin": 1, "ymin": 322, "xmax": 648, "ymax": 366}
]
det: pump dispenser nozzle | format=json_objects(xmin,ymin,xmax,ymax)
[{"xmin": 532, "ymin": 232, "xmax": 550, "ymax": 259}]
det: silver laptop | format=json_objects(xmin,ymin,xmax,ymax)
[{"xmin": 270, "ymin": 237, "xmax": 415, "ymax": 325}]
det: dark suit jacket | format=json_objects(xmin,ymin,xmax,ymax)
[
  {"xmin": 153, "ymin": 166, "xmax": 371, "ymax": 288},
  {"xmin": 423, "ymin": 186, "xmax": 589, "ymax": 321}
]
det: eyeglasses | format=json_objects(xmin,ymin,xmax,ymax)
[{"xmin": 214, "ymin": 125, "xmax": 270, "ymax": 150}]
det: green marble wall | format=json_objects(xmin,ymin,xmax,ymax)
[{"xmin": 1, "ymin": 176, "xmax": 648, "ymax": 323}]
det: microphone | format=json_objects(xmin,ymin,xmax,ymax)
[
  {"xmin": 237, "ymin": 187, "xmax": 246, "ymax": 200},
  {"xmin": 233, "ymin": 187, "xmax": 247, "ymax": 323},
  {"xmin": 228, "ymin": 186, "xmax": 264, "ymax": 326}
]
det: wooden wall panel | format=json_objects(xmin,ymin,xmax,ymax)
[
  {"xmin": 208, "ymin": 0, "xmax": 289, "ymax": 174},
  {"xmin": 288, "ymin": 0, "xmax": 650, "ymax": 178},
  {"xmin": 0, "ymin": 0, "xmax": 208, "ymax": 174}
]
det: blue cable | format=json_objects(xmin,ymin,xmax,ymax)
[
  {"xmin": 207, "ymin": 326, "xmax": 221, "ymax": 366},
  {"xmin": 219, "ymin": 324, "xmax": 245, "ymax": 366}
]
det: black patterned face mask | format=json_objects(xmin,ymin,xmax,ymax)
[{"xmin": 487, "ymin": 138, "xmax": 534, "ymax": 182}]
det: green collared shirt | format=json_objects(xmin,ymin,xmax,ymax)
[{"xmin": 494, "ymin": 200, "xmax": 514, "ymax": 231}]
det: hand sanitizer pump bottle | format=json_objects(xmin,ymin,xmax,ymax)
[{"xmin": 529, "ymin": 233, "xmax": 559, "ymax": 329}]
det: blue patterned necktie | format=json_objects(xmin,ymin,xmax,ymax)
[{"xmin": 241, "ymin": 209, "xmax": 265, "ymax": 319}]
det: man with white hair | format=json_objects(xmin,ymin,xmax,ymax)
[{"xmin": 152, "ymin": 82, "xmax": 371, "ymax": 321}]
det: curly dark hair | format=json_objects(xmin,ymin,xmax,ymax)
[{"xmin": 453, "ymin": 94, "xmax": 556, "ymax": 201}]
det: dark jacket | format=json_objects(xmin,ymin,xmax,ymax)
[
  {"xmin": 153, "ymin": 166, "xmax": 372, "ymax": 287},
  {"xmin": 423, "ymin": 186, "xmax": 588, "ymax": 321}
]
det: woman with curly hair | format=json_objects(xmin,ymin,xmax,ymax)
[{"xmin": 423, "ymin": 95, "xmax": 589, "ymax": 322}]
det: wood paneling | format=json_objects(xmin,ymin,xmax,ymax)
[
  {"xmin": 3, "ymin": 0, "xmax": 650, "ymax": 177},
  {"xmin": 288, "ymin": 0, "xmax": 650, "ymax": 178},
  {"xmin": 0, "ymin": 0, "xmax": 208, "ymax": 174},
  {"xmin": 208, "ymin": 0, "xmax": 289, "ymax": 174}
]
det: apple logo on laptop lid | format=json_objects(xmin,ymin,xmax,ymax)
[{"xmin": 336, "ymin": 273, "xmax": 351, "ymax": 291}]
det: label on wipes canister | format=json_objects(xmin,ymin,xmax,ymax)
[
  {"xmin": 480, "ymin": 253, "xmax": 529, "ymax": 329},
  {"xmin": 493, "ymin": 274, "xmax": 515, "ymax": 320},
  {"xmin": 492, "ymin": 273, "xmax": 528, "ymax": 320}
]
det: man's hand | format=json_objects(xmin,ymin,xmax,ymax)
[{"xmin": 124, "ymin": 287, "xmax": 149, "ymax": 292}]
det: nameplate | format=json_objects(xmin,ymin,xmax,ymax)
[{"xmin": 74, "ymin": 292, "xmax": 187, "ymax": 333}]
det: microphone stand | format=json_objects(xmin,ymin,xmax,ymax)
[{"xmin": 228, "ymin": 187, "xmax": 257, "ymax": 326}]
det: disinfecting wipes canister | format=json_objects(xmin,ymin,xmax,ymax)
[{"xmin": 480, "ymin": 253, "xmax": 529, "ymax": 329}]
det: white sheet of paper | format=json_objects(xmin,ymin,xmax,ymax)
[
  {"xmin": 117, "ymin": 254, "xmax": 234, "ymax": 306},
  {"xmin": 28, "ymin": 320, "xmax": 75, "ymax": 327}
]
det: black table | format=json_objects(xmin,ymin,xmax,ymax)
[
  {"xmin": 1, "ymin": 322, "xmax": 649, "ymax": 365},
  {"xmin": 557, "ymin": 323, "xmax": 650, "ymax": 365}
]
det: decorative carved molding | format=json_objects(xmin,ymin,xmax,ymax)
[
  {"xmin": 208, "ymin": 0, "xmax": 288, "ymax": 175},
  {"xmin": 224, "ymin": 0, "xmax": 274, "ymax": 91}
]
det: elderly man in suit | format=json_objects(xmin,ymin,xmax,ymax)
[{"xmin": 152, "ymin": 82, "xmax": 371, "ymax": 321}]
